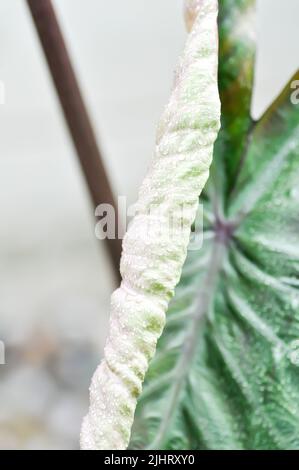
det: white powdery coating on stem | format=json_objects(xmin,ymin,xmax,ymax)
[{"xmin": 81, "ymin": 0, "xmax": 220, "ymax": 450}]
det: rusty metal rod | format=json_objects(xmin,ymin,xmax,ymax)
[{"xmin": 26, "ymin": 0, "xmax": 122, "ymax": 282}]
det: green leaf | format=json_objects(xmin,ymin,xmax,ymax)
[
  {"xmin": 130, "ymin": 2, "xmax": 299, "ymax": 450},
  {"xmin": 216, "ymin": 0, "xmax": 256, "ymax": 197}
]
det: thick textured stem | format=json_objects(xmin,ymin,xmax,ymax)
[
  {"xmin": 184, "ymin": 0, "xmax": 202, "ymax": 31},
  {"xmin": 81, "ymin": 0, "xmax": 220, "ymax": 450}
]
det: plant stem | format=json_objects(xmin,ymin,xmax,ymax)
[{"xmin": 26, "ymin": 0, "xmax": 122, "ymax": 282}]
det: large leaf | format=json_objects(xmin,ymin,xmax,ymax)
[{"xmin": 130, "ymin": 1, "xmax": 299, "ymax": 450}]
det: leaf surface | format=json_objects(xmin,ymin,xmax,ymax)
[{"xmin": 130, "ymin": 2, "xmax": 299, "ymax": 450}]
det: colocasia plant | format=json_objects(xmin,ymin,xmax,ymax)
[{"xmin": 82, "ymin": 0, "xmax": 299, "ymax": 450}]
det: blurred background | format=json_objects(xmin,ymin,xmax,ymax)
[{"xmin": 0, "ymin": 0, "xmax": 298, "ymax": 450}]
